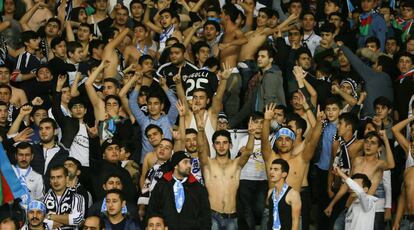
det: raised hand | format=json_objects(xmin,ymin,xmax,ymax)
[
  {"xmin": 331, "ymin": 84, "xmax": 340, "ymax": 95},
  {"xmin": 86, "ymin": 122, "xmax": 98, "ymax": 138},
  {"xmin": 316, "ymin": 105, "xmax": 326, "ymax": 121},
  {"xmin": 176, "ymin": 100, "xmax": 186, "ymax": 117},
  {"xmin": 172, "ymin": 67, "xmax": 182, "ymax": 84},
  {"xmin": 19, "ymin": 105, "xmax": 33, "ymax": 116},
  {"xmin": 292, "ymin": 66, "xmax": 307, "ymax": 81},
  {"xmin": 56, "ymin": 74, "xmax": 67, "ymax": 89},
  {"xmin": 218, "ymin": 62, "xmax": 231, "ymax": 80},
  {"xmin": 378, "ymin": 130, "xmax": 388, "ymax": 140},
  {"xmin": 193, "ymin": 105, "xmax": 205, "ymax": 130},
  {"xmin": 247, "ymin": 117, "xmax": 255, "ymax": 135},
  {"xmin": 31, "ymin": 97, "xmax": 44, "ymax": 106},
  {"xmin": 264, "ymin": 103, "xmax": 276, "ymax": 120},
  {"xmin": 13, "ymin": 127, "xmax": 34, "ymax": 143}
]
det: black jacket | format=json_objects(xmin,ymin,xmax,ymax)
[{"xmin": 147, "ymin": 171, "xmax": 211, "ymax": 230}]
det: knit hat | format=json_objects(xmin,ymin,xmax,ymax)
[{"xmin": 171, "ymin": 151, "xmax": 192, "ymax": 168}]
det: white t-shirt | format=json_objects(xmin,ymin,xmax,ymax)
[
  {"xmin": 69, "ymin": 123, "xmax": 90, "ymax": 166},
  {"xmin": 237, "ymin": 135, "xmax": 266, "ymax": 181},
  {"xmin": 345, "ymin": 178, "xmax": 378, "ymax": 230}
]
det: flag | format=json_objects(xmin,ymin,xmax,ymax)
[
  {"xmin": 396, "ymin": 69, "xmax": 414, "ymax": 82},
  {"xmin": 0, "ymin": 143, "xmax": 25, "ymax": 204}
]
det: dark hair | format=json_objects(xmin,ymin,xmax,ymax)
[
  {"xmin": 130, "ymin": 0, "xmax": 145, "ymax": 10},
  {"xmin": 133, "ymin": 21, "xmax": 147, "ymax": 31},
  {"xmin": 30, "ymin": 105, "xmax": 48, "ymax": 117},
  {"xmin": 104, "ymin": 95, "xmax": 121, "ymax": 106},
  {"xmin": 193, "ymin": 41, "xmax": 210, "ymax": 56},
  {"xmin": 16, "ymin": 142, "xmax": 33, "ymax": 154},
  {"xmin": 49, "ymin": 164, "xmax": 68, "ymax": 177},
  {"xmin": 65, "ymin": 157, "xmax": 82, "ymax": 171},
  {"xmin": 364, "ymin": 131, "xmax": 384, "ymax": 147},
  {"xmin": 68, "ymin": 97, "xmax": 86, "ymax": 109},
  {"xmin": 145, "ymin": 124, "xmax": 163, "ymax": 136},
  {"xmin": 70, "ymin": 7, "xmax": 86, "ymax": 22},
  {"xmin": 170, "ymin": 43, "xmax": 186, "ymax": 53},
  {"xmin": 328, "ymin": 12, "xmax": 344, "ymax": 21},
  {"xmin": 46, "ymin": 18, "xmax": 62, "ymax": 30},
  {"xmin": 339, "ymin": 113, "xmax": 359, "ymax": 133},
  {"xmin": 66, "ymin": 41, "xmax": 83, "ymax": 56},
  {"xmin": 104, "ymin": 173, "xmax": 122, "ymax": 185},
  {"xmin": 102, "ymin": 27, "xmax": 119, "ymax": 42},
  {"xmin": 0, "ymin": 101, "xmax": 8, "ymax": 108},
  {"xmin": 103, "ymin": 78, "xmax": 120, "ymax": 89},
  {"xmin": 89, "ymin": 39, "xmax": 105, "ymax": 55},
  {"xmin": 270, "ymin": 9, "xmax": 279, "ymax": 19},
  {"xmin": 106, "ymin": 189, "xmax": 125, "ymax": 201},
  {"xmin": 51, "ymin": 36, "xmax": 66, "ymax": 49},
  {"xmin": 251, "ymin": 111, "xmax": 264, "ymax": 120},
  {"xmin": 139, "ymin": 55, "xmax": 154, "ymax": 65},
  {"xmin": 0, "ymin": 84, "xmax": 12, "ymax": 93},
  {"xmin": 222, "ymin": 4, "xmax": 239, "ymax": 23},
  {"xmin": 185, "ymin": 128, "xmax": 198, "ymax": 135},
  {"xmin": 203, "ymin": 57, "xmax": 220, "ymax": 69},
  {"xmin": 324, "ymin": 97, "xmax": 342, "ymax": 109},
  {"xmin": 274, "ymin": 104, "xmax": 288, "ymax": 117},
  {"xmin": 377, "ymin": 55, "xmax": 395, "ymax": 76},
  {"xmin": 258, "ymin": 7, "xmax": 273, "ymax": 18},
  {"xmin": 159, "ymin": 8, "xmax": 178, "ymax": 20},
  {"xmin": 147, "ymin": 92, "xmax": 165, "ymax": 104},
  {"xmin": 396, "ymin": 52, "xmax": 414, "ymax": 65},
  {"xmin": 0, "ymin": 64, "xmax": 10, "ymax": 72},
  {"xmin": 204, "ymin": 20, "xmax": 221, "ymax": 32},
  {"xmin": 160, "ymin": 138, "xmax": 174, "ymax": 146},
  {"xmin": 373, "ymin": 96, "xmax": 392, "ymax": 110},
  {"xmin": 21, "ymin": 31, "xmax": 39, "ymax": 45},
  {"xmin": 320, "ymin": 22, "xmax": 336, "ymax": 33},
  {"xmin": 257, "ymin": 45, "xmax": 276, "ymax": 60},
  {"xmin": 39, "ymin": 117, "xmax": 58, "ymax": 129},
  {"xmin": 351, "ymin": 173, "xmax": 372, "ymax": 189},
  {"xmin": 294, "ymin": 47, "xmax": 312, "ymax": 62},
  {"xmin": 365, "ymin": 36, "xmax": 380, "ymax": 49},
  {"xmin": 300, "ymin": 11, "xmax": 316, "ymax": 20},
  {"xmin": 212, "ymin": 130, "xmax": 232, "ymax": 144},
  {"xmin": 287, "ymin": 113, "xmax": 307, "ymax": 135},
  {"xmin": 271, "ymin": 158, "xmax": 290, "ymax": 174}
]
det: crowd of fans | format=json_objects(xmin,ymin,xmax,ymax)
[{"xmin": 0, "ymin": 0, "xmax": 413, "ymax": 229}]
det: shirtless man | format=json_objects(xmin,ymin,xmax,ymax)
[
  {"xmin": 123, "ymin": 22, "xmax": 156, "ymax": 66},
  {"xmin": 262, "ymin": 103, "xmax": 322, "ymax": 192},
  {"xmin": 218, "ymin": 4, "xmax": 247, "ymax": 119},
  {"xmin": 102, "ymin": 27, "xmax": 129, "ymax": 78},
  {"xmin": 0, "ymin": 65, "xmax": 27, "ymax": 108},
  {"xmin": 393, "ymin": 166, "xmax": 414, "ymax": 230},
  {"xmin": 324, "ymin": 131, "xmax": 395, "ymax": 220},
  {"xmin": 174, "ymin": 63, "xmax": 230, "ymax": 158},
  {"xmin": 19, "ymin": 0, "xmax": 52, "ymax": 32},
  {"xmin": 195, "ymin": 108, "xmax": 254, "ymax": 229},
  {"xmin": 391, "ymin": 111, "xmax": 414, "ymax": 168}
]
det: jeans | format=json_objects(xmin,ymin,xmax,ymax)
[
  {"xmin": 374, "ymin": 212, "xmax": 385, "ymax": 230},
  {"xmin": 260, "ymin": 208, "xmax": 269, "ymax": 230},
  {"xmin": 237, "ymin": 180, "xmax": 267, "ymax": 230},
  {"xmin": 400, "ymin": 217, "xmax": 414, "ymax": 230},
  {"xmin": 211, "ymin": 212, "xmax": 238, "ymax": 230},
  {"xmin": 333, "ymin": 209, "xmax": 346, "ymax": 230}
]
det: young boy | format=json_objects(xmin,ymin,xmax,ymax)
[{"xmin": 334, "ymin": 167, "xmax": 377, "ymax": 230}]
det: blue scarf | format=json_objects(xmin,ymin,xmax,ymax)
[
  {"xmin": 14, "ymin": 166, "xmax": 32, "ymax": 209},
  {"xmin": 272, "ymin": 183, "xmax": 289, "ymax": 230},
  {"xmin": 173, "ymin": 176, "xmax": 187, "ymax": 213}
]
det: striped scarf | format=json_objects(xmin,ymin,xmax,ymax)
[{"xmin": 392, "ymin": 17, "xmax": 413, "ymax": 43}]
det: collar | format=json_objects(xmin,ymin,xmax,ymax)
[{"xmin": 163, "ymin": 171, "xmax": 198, "ymax": 183}]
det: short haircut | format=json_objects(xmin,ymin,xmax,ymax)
[
  {"xmin": 251, "ymin": 111, "xmax": 264, "ymax": 120},
  {"xmin": 21, "ymin": 31, "xmax": 39, "ymax": 45},
  {"xmin": 170, "ymin": 43, "xmax": 186, "ymax": 53},
  {"xmin": 104, "ymin": 173, "xmax": 122, "ymax": 185},
  {"xmin": 0, "ymin": 101, "xmax": 8, "ymax": 108},
  {"xmin": 258, "ymin": 45, "xmax": 276, "ymax": 60},
  {"xmin": 320, "ymin": 22, "xmax": 336, "ymax": 33},
  {"xmin": 365, "ymin": 36, "xmax": 380, "ymax": 49},
  {"xmin": 377, "ymin": 55, "xmax": 395, "ymax": 76},
  {"xmin": 222, "ymin": 4, "xmax": 239, "ymax": 23},
  {"xmin": 294, "ymin": 47, "xmax": 312, "ymax": 62},
  {"xmin": 275, "ymin": 104, "xmax": 288, "ymax": 117},
  {"xmin": 106, "ymin": 189, "xmax": 125, "ymax": 201},
  {"xmin": 351, "ymin": 173, "xmax": 372, "ymax": 189},
  {"xmin": 147, "ymin": 92, "xmax": 164, "ymax": 104},
  {"xmin": 16, "ymin": 142, "xmax": 33, "ymax": 154},
  {"xmin": 203, "ymin": 57, "xmax": 220, "ymax": 69},
  {"xmin": 373, "ymin": 96, "xmax": 392, "ymax": 109},
  {"xmin": 64, "ymin": 157, "xmax": 82, "ymax": 171},
  {"xmin": 212, "ymin": 130, "xmax": 232, "ymax": 144},
  {"xmin": 0, "ymin": 84, "xmax": 11, "ymax": 93},
  {"xmin": 46, "ymin": 17, "xmax": 62, "ymax": 30},
  {"xmin": 287, "ymin": 113, "xmax": 307, "ymax": 134},
  {"xmin": 51, "ymin": 36, "xmax": 66, "ymax": 49},
  {"xmin": 193, "ymin": 41, "xmax": 210, "ymax": 55},
  {"xmin": 185, "ymin": 128, "xmax": 198, "ymax": 135},
  {"xmin": 324, "ymin": 97, "xmax": 342, "ymax": 109},
  {"xmin": 271, "ymin": 158, "xmax": 290, "ymax": 174},
  {"xmin": 328, "ymin": 12, "xmax": 344, "ymax": 21},
  {"xmin": 31, "ymin": 105, "xmax": 48, "ymax": 117},
  {"xmin": 258, "ymin": 7, "xmax": 273, "ymax": 18},
  {"xmin": 88, "ymin": 39, "xmax": 105, "ymax": 55},
  {"xmin": 338, "ymin": 113, "xmax": 359, "ymax": 133},
  {"xmin": 103, "ymin": 78, "xmax": 120, "ymax": 89},
  {"xmin": 138, "ymin": 54, "xmax": 154, "ymax": 65},
  {"xmin": 145, "ymin": 124, "xmax": 163, "ymax": 136},
  {"xmin": 39, "ymin": 118, "xmax": 58, "ymax": 129},
  {"xmin": 300, "ymin": 11, "xmax": 316, "ymax": 20},
  {"xmin": 0, "ymin": 64, "xmax": 10, "ymax": 72},
  {"xmin": 396, "ymin": 52, "xmax": 414, "ymax": 64},
  {"xmin": 364, "ymin": 131, "xmax": 384, "ymax": 147},
  {"xmin": 49, "ymin": 164, "xmax": 68, "ymax": 177},
  {"xmin": 133, "ymin": 21, "xmax": 147, "ymax": 31},
  {"xmin": 159, "ymin": 8, "xmax": 178, "ymax": 20},
  {"xmin": 104, "ymin": 95, "xmax": 121, "ymax": 106},
  {"xmin": 130, "ymin": 0, "xmax": 145, "ymax": 9},
  {"xmin": 66, "ymin": 41, "xmax": 82, "ymax": 56},
  {"xmin": 204, "ymin": 20, "xmax": 221, "ymax": 32},
  {"xmin": 160, "ymin": 138, "xmax": 174, "ymax": 146}
]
